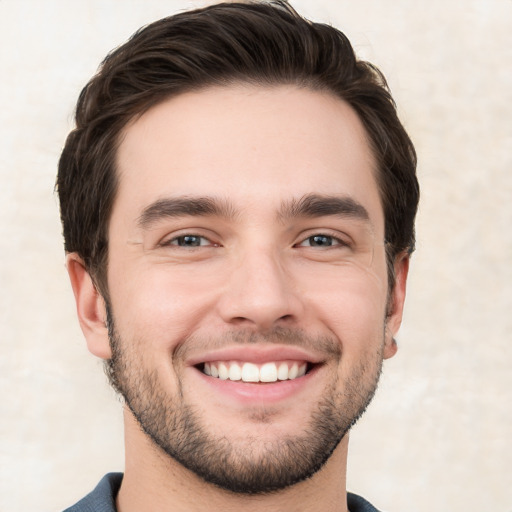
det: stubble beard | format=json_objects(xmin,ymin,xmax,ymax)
[{"xmin": 104, "ymin": 310, "xmax": 384, "ymax": 495}]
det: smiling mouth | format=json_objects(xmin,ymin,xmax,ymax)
[{"xmin": 199, "ymin": 360, "xmax": 313, "ymax": 383}]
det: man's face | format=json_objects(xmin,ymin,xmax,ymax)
[{"xmin": 97, "ymin": 85, "xmax": 406, "ymax": 493}]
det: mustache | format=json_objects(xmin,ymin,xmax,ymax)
[
  {"xmin": 174, "ymin": 327, "xmax": 342, "ymax": 361},
  {"xmin": 104, "ymin": 301, "xmax": 341, "ymax": 360}
]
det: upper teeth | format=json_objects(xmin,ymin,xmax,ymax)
[{"xmin": 203, "ymin": 361, "xmax": 307, "ymax": 383}]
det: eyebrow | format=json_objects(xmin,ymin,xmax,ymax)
[
  {"xmin": 137, "ymin": 196, "xmax": 236, "ymax": 229},
  {"xmin": 137, "ymin": 193, "xmax": 370, "ymax": 230},
  {"xmin": 278, "ymin": 194, "xmax": 370, "ymax": 223}
]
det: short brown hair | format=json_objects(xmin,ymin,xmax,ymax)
[{"xmin": 57, "ymin": 0, "xmax": 419, "ymax": 296}]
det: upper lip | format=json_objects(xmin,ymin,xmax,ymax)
[{"xmin": 186, "ymin": 345, "xmax": 325, "ymax": 367}]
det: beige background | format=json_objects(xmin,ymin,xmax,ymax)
[{"xmin": 1, "ymin": 1, "xmax": 511, "ymax": 511}]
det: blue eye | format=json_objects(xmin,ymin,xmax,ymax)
[
  {"xmin": 299, "ymin": 234, "xmax": 345, "ymax": 247},
  {"xmin": 295, "ymin": 233, "xmax": 352, "ymax": 249},
  {"xmin": 308, "ymin": 235, "xmax": 335, "ymax": 247},
  {"xmin": 170, "ymin": 235, "xmax": 210, "ymax": 247}
]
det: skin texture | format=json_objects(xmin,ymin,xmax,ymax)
[{"xmin": 67, "ymin": 84, "xmax": 408, "ymax": 512}]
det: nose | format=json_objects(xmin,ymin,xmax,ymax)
[{"xmin": 216, "ymin": 248, "xmax": 304, "ymax": 331}]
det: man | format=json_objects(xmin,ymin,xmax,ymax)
[{"xmin": 57, "ymin": 1, "xmax": 419, "ymax": 511}]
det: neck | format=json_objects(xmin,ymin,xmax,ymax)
[{"xmin": 117, "ymin": 408, "xmax": 349, "ymax": 512}]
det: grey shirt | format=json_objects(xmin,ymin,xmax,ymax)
[{"xmin": 63, "ymin": 473, "xmax": 382, "ymax": 512}]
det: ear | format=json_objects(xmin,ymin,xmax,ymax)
[
  {"xmin": 66, "ymin": 253, "xmax": 112, "ymax": 359},
  {"xmin": 383, "ymin": 253, "xmax": 410, "ymax": 360}
]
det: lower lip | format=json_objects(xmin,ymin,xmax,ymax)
[{"xmin": 193, "ymin": 366, "xmax": 319, "ymax": 404}]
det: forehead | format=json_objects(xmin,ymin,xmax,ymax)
[{"xmin": 114, "ymin": 84, "xmax": 382, "ymax": 229}]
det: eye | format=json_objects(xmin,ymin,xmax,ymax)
[
  {"xmin": 167, "ymin": 234, "xmax": 214, "ymax": 247},
  {"xmin": 296, "ymin": 234, "xmax": 348, "ymax": 248}
]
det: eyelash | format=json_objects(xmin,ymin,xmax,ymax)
[
  {"xmin": 294, "ymin": 233, "xmax": 350, "ymax": 249},
  {"xmin": 160, "ymin": 232, "xmax": 350, "ymax": 250},
  {"xmin": 163, "ymin": 234, "xmax": 217, "ymax": 248}
]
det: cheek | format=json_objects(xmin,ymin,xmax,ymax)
[
  {"xmin": 298, "ymin": 262, "xmax": 388, "ymax": 344},
  {"xmin": 108, "ymin": 263, "xmax": 223, "ymax": 349}
]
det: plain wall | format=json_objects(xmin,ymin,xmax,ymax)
[{"xmin": 1, "ymin": 1, "xmax": 511, "ymax": 510}]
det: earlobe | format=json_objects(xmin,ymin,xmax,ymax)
[
  {"xmin": 66, "ymin": 253, "xmax": 112, "ymax": 359},
  {"xmin": 383, "ymin": 253, "xmax": 410, "ymax": 360}
]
